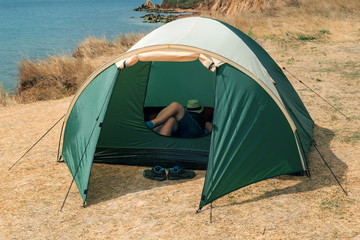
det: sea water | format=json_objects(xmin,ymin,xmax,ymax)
[{"xmin": 0, "ymin": 0, "xmax": 163, "ymax": 91}]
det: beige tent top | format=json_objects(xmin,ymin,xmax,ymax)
[
  {"xmin": 127, "ymin": 17, "xmax": 281, "ymax": 103},
  {"xmin": 115, "ymin": 48, "xmax": 219, "ymax": 72}
]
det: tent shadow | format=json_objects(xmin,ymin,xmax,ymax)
[
  {"xmin": 86, "ymin": 164, "xmax": 206, "ymax": 206},
  {"xmin": 86, "ymin": 125, "xmax": 348, "ymax": 207},
  {"xmin": 212, "ymin": 124, "xmax": 348, "ymax": 209}
]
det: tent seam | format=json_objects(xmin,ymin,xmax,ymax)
[{"xmin": 173, "ymin": 17, "xmax": 198, "ymax": 44}]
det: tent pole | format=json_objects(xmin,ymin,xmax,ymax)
[
  {"xmin": 282, "ymin": 67, "xmax": 350, "ymax": 121},
  {"xmin": 312, "ymin": 141, "xmax": 348, "ymax": 196},
  {"xmin": 209, "ymin": 68, "xmax": 218, "ymax": 224},
  {"xmin": 9, "ymin": 114, "xmax": 65, "ymax": 170},
  {"xmin": 56, "ymin": 120, "xmax": 65, "ymax": 162}
]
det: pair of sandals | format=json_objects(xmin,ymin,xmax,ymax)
[{"xmin": 143, "ymin": 165, "xmax": 195, "ymax": 181}]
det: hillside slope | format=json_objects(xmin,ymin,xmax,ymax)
[
  {"xmin": 162, "ymin": 0, "xmax": 360, "ymax": 16},
  {"xmin": 198, "ymin": 0, "xmax": 268, "ymax": 14}
]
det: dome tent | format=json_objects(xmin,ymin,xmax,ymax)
[{"xmin": 61, "ymin": 17, "xmax": 313, "ymax": 209}]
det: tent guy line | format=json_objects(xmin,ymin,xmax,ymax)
[
  {"xmin": 8, "ymin": 114, "xmax": 65, "ymax": 171},
  {"xmin": 282, "ymin": 66, "xmax": 350, "ymax": 121},
  {"xmin": 311, "ymin": 140, "xmax": 348, "ymax": 196}
]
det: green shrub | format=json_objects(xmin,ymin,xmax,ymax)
[
  {"xmin": 247, "ymin": 29, "xmax": 255, "ymax": 38},
  {"xmin": 319, "ymin": 29, "xmax": 330, "ymax": 35},
  {"xmin": 297, "ymin": 34, "xmax": 316, "ymax": 41}
]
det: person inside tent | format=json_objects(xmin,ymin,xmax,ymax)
[{"xmin": 146, "ymin": 99, "xmax": 213, "ymax": 138}]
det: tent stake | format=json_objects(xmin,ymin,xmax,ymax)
[
  {"xmin": 9, "ymin": 114, "xmax": 65, "ymax": 170},
  {"xmin": 210, "ymin": 202, "xmax": 213, "ymax": 223},
  {"xmin": 312, "ymin": 141, "xmax": 348, "ymax": 196},
  {"xmin": 282, "ymin": 67, "xmax": 350, "ymax": 121}
]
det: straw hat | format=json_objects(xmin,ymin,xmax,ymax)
[{"xmin": 186, "ymin": 99, "xmax": 203, "ymax": 113}]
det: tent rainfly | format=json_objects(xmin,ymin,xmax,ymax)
[{"xmin": 60, "ymin": 17, "xmax": 313, "ymax": 209}]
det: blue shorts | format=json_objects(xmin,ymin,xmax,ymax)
[{"xmin": 177, "ymin": 111, "xmax": 203, "ymax": 138}]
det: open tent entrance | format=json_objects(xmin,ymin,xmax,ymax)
[{"xmin": 94, "ymin": 59, "xmax": 216, "ymax": 169}]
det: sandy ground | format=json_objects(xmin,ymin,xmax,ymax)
[{"xmin": 1, "ymin": 25, "xmax": 360, "ymax": 239}]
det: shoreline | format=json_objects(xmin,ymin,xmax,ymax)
[
  {"xmin": 0, "ymin": 0, "xmax": 170, "ymax": 94},
  {"xmin": 134, "ymin": 2, "xmax": 200, "ymax": 23},
  {"xmin": 2, "ymin": 2, "xmax": 199, "ymax": 95}
]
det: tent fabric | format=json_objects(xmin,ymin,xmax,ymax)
[
  {"xmin": 61, "ymin": 64, "xmax": 118, "ymax": 201},
  {"xmin": 144, "ymin": 60, "xmax": 216, "ymax": 107},
  {"xmin": 61, "ymin": 17, "xmax": 313, "ymax": 207},
  {"xmin": 217, "ymin": 20, "xmax": 313, "ymax": 163},
  {"xmin": 129, "ymin": 17, "xmax": 283, "ymax": 105},
  {"xmin": 115, "ymin": 49, "xmax": 218, "ymax": 72},
  {"xmin": 200, "ymin": 63, "xmax": 304, "ymax": 208}
]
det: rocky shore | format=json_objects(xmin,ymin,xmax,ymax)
[
  {"xmin": 134, "ymin": 0, "xmax": 188, "ymax": 23},
  {"xmin": 140, "ymin": 13, "xmax": 179, "ymax": 23}
]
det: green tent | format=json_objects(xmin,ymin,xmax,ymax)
[{"xmin": 61, "ymin": 17, "xmax": 313, "ymax": 209}]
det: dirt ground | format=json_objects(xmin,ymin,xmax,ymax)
[{"xmin": 1, "ymin": 21, "xmax": 360, "ymax": 239}]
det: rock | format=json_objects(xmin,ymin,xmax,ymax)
[
  {"xmin": 140, "ymin": 13, "xmax": 179, "ymax": 24},
  {"xmin": 144, "ymin": 0, "xmax": 154, "ymax": 9},
  {"xmin": 135, "ymin": 0, "xmax": 156, "ymax": 11},
  {"xmin": 134, "ymin": 0, "xmax": 185, "ymax": 24}
]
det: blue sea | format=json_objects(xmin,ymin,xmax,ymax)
[{"xmin": 0, "ymin": 0, "xmax": 163, "ymax": 91}]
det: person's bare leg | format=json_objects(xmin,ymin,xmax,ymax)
[
  {"xmin": 159, "ymin": 117, "xmax": 178, "ymax": 136},
  {"xmin": 151, "ymin": 102, "xmax": 184, "ymax": 127}
]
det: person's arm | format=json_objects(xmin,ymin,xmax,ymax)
[{"xmin": 205, "ymin": 121, "xmax": 213, "ymax": 133}]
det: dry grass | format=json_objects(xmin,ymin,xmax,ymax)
[
  {"xmin": 0, "ymin": 35, "xmax": 359, "ymax": 237},
  {"xmin": 0, "ymin": 82, "xmax": 16, "ymax": 106},
  {"xmin": 16, "ymin": 55, "xmax": 94, "ymax": 103},
  {"xmin": 71, "ymin": 33, "xmax": 144, "ymax": 61},
  {"xmin": 203, "ymin": 0, "xmax": 360, "ymax": 41},
  {"xmin": 202, "ymin": 0, "xmax": 360, "ymax": 18},
  {"xmin": 0, "ymin": 1, "xmax": 360, "ymax": 238},
  {"xmin": 13, "ymin": 33, "xmax": 144, "ymax": 104}
]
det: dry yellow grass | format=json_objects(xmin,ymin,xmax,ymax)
[
  {"xmin": 16, "ymin": 55, "xmax": 94, "ymax": 103},
  {"xmin": 201, "ymin": 0, "xmax": 360, "ymax": 18},
  {"xmin": 1, "ymin": 1, "xmax": 360, "ymax": 238},
  {"xmin": 203, "ymin": 0, "xmax": 360, "ymax": 42},
  {"xmin": 14, "ymin": 33, "xmax": 144, "ymax": 104},
  {"xmin": 0, "ymin": 82, "xmax": 16, "ymax": 106}
]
